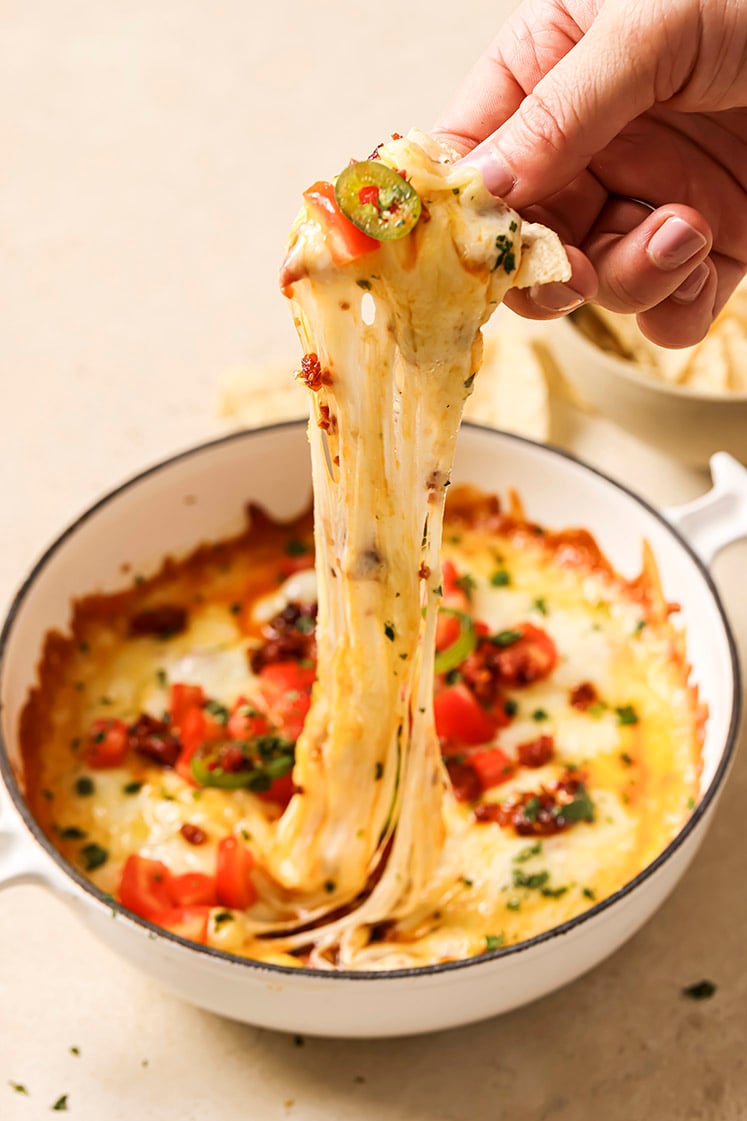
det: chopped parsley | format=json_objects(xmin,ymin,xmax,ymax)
[
  {"xmin": 80, "ymin": 843, "xmax": 109, "ymax": 871},
  {"xmin": 540, "ymin": 884, "xmax": 568, "ymax": 898},
  {"xmin": 616, "ymin": 704, "xmax": 639, "ymax": 726},
  {"xmin": 681, "ymin": 979, "xmax": 717, "ymax": 1001},
  {"xmin": 490, "ymin": 569, "xmax": 511, "ymax": 587},
  {"xmin": 686, "ymin": 796, "xmax": 696, "ymax": 810},
  {"xmin": 489, "ymin": 629, "xmax": 523, "ymax": 648},
  {"xmin": 503, "ymin": 698, "xmax": 518, "ymax": 717},
  {"xmin": 493, "ymin": 234, "xmax": 516, "ymax": 273},
  {"xmin": 374, "ymin": 762, "xmax": 384, "ymax": 781},
  {"xmin": 285, "ymin": 538, "xmax": 310, "ymax": 557},
  {"xmin": 512, "ymin": 869, "xmax": 549, "ymax": 890},
  {"xmin": 532, "ymin": 597, "xmax": 548, "ymax": 616},
  {"xmin": 384, "ymin": 622, "xmax": 395, "ymax": 641},
  {"xmin": 634, "ymin": 619, "xmax": 647, "ymax": 634},
  {"xmin": 9, "ymin": 1082, "xmax": 28, "ymax": 1095},
  {"xmin": 509, "ymin": 220, "xmax": 517, "ymax": 232},
  {"xmin": 123, "ymin": 781, "xmax": 143, "ymax": 795},
  {"xmin": 514, "ymin": 841, "xmax": 542, "ymax": 863},
  {"xmin": 555, "ymin": 785, "xmax": 595, "ymax": 824},
  {"xmin": 356, "ymin": 278, "xmax": 372, "ymax": 290},
  {"xmin": 582, "ymin": 887, "xmax": 596, "ymax": 901},
  {"xmin": 155, "ymin": 667, "xmax": 168, "ymax": 688},
  {"xmin": 69, "ymin": 1046, "xmax": 80, "ymax": 1057},
  {"xmin": 203, "ymin": 699, "xmax": 229, "ymax": 724},
  {"xmin": 587, "ymin": 701, "xmax": 607, "ymax": 718},
  {"xmin": 463, "ymin": 372, "xmax": 476, "ymax": 389},
  {"xmin": 213, "ymin": 911, "xmax": 234, "ymax": 926},
  {"xmin": 59, "ymin": 826, "xmax": 87, "ymax": 841},
  {"xmin": 532, "ymin": 708, "xmax": 549, "ymax": 722},
  {"xmin": 74, "ymin": 776, "xmax": 94, "ymax": 797},
  {"xmin": 455, "ymin": 573, "xmax": 476, "ymax": 597},
  {"xmin": 620, "ymin": 752, "xmax": 634, "ymax": 767},
  {"xmin": 52, "ymin": 1094, "xmax": 69, "ymax": 1111},
  {"xmin": 484, "ymin": 933, "xmax": 504, "ymax": 952},
  {"xmin": 506, "ymin": 899, "xmax": 521, "ymax": 911},
  {"xmin": 324, "ymin": 880, "xmax": 336, "ymax": 894},
  {"xmin": 522, "ymin": 796, "xmax": 541, "ymax": 822}
]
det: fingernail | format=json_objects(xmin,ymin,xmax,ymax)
[
  {"xmin": 647, "ymin": 217, "xmax": 707, "ymax": 270},
  {"xmin": 458, "ymin": 143, "xmax": 515, "ymax": 198},
  {"xmin": 670, "ymin": 262, "xmax": 710, "ymax": 303},
  {"xmin": 528, "ymin": 282, "xmax": 586, "ymax": 313}
]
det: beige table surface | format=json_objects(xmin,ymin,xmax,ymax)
[{"xmin": 1, "ymin": 2, "xmax": 746, "ymax": 1118}]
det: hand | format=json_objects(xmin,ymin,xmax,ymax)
[{"xmin": 435, "ymin": 0, "xmax": 747, "ymax": 346}]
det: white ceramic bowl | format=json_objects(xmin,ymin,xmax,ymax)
[
  {"xmin": 542, "ymin": 315, "xmax": 747, "ymax": 468},
  {"xmin": 1, "ymin": 423, "xmax": 745, "ymax": 1037}
]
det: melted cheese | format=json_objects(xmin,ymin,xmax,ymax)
[
  {"xmin": 22, "ymin": 131, "xmax": 702, "ymax": 969},
  {"xmin": 26, "ymin": 500, "xmax": 701, "ymax": 966}
]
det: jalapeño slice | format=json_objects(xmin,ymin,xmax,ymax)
[
  {"xmin": 190, "ymin": 736, "xmax": 294, "ymax": 791},
  {"xmin": 434, "ymin": 610, "xmax": 478, "ymax": 676},
  {"xmin": 335, "ymin": 161, "xmax": 421, "ymax": 241}
]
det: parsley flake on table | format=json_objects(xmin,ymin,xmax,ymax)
[
  {"xmin": 51, "ymin": 1094, "xmax": 69, "ymax": 1111},
  {"xmin": 9, "ymin": 1082, "xmax": 28, "ymax": 1095},
  {"xmin": 681, "ymin": 979, "xmax": 717, "ymax": 1001}
]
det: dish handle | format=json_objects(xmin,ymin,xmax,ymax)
[
  {"xmin": 664, "ymin": 452, "xmax": 747, "ymax": 566},
  {"xmin": 0, "ymin": 782, "xmax": 67, "ymax": 894}
]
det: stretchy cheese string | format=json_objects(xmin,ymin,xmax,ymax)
[{"xmin": 254, "ymin": 132, "xmax": 569, "ymax": 962}]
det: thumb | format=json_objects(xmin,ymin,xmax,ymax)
[{"xmin": 460, "ymin": 3, "xmax": 661, "ymax": 206}]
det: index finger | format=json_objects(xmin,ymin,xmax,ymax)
[{"xmin": 433, "ymin": 0, "xmax": 589, "ymax": 153}]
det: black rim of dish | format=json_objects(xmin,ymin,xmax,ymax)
[{"xmin": 0, "ymin": 420, "xmax": 741, "ymax": 981}]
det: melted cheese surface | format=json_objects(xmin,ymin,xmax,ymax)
[
  {"xmin": 23, "ymin": 494, "xmax": 701, "ymax": 968},
  {"xmin": 21, "ymin": 132, "xmax": 701, "ymax": 969}
]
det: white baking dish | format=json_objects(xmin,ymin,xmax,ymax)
[{"xmin": 0, "ymin": 423, "xmax": 744, "ymax": 1037}]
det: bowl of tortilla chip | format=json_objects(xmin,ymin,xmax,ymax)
[{"xmin": 543, "ymin": 282, "xmax": 747, "ymax": 467}]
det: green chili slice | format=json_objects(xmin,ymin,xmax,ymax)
[
  {"xmin": 190, "ymin": 737, "xmax": 295, "ymax": 791},
  {"xmin": 335, "ymin": 161, "xmax": 421, "ymax": 241},
  {"xmin": 434, "ymin": 609, "xmax": 477, "ymax": 676}
]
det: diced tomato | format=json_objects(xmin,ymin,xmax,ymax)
[
  {"xmin": 153, "ymin": 905, "xmax": 210, "ymax": 944},
  {"xmin": 435, "ymin": 610, "xmax": 462, "ymax": 652},
  {"xmin": 468, "ymin": 747, "xmax": 514, "ymax": 791},
  {"xmin": 175, "ymin": 705, "xmax": 225, "ymax": 784},
  {"xmin": 303, "ymin": 181, "xmax": 378, "ymax": 265},
  {"xmin": 434, "ymin": 684, "xmax": 496, "ymax": 748},
  {"xmin": 169, "ymin": 872, "xmax": 218, "ymax": 908},
  {"xmin": 119, "ymin": 854, "xmax": 173, "ymax": 919},
  {"xmin": 226, "ymin": 697, "xmax": 271, "ymax": 741},
  {"xmin": 86, "ymin": 718, "xmax": 129, "ymax": 768},
  {"xmin": 492, "ymin": 623, "xmax": 558, "ymax": 688},
  {"xmin": 256, "ymin": 772, "xmax": 296, "ymax": 808},
  {"xmin": 216, "ymin": 836, "xmax": 257, "ymax": 910},
  {"xmin": 169, "ymin": 683, "xmax": 205, "ymax": 728},
  {"xmin": 441, "ymin": 560, "xmax": 470, "ymax": 611},
  {"xmin": 278, "ymin": 553, "xmax": 315, "ymax": 579},
  {"xmin": 257, "ymin": 662, "xmax": 316, "ymax": 741}
]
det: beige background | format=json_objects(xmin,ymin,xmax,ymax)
[{"xmin": 1, "ymin": 2, "xmax": 746, "ymax": 1118}]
